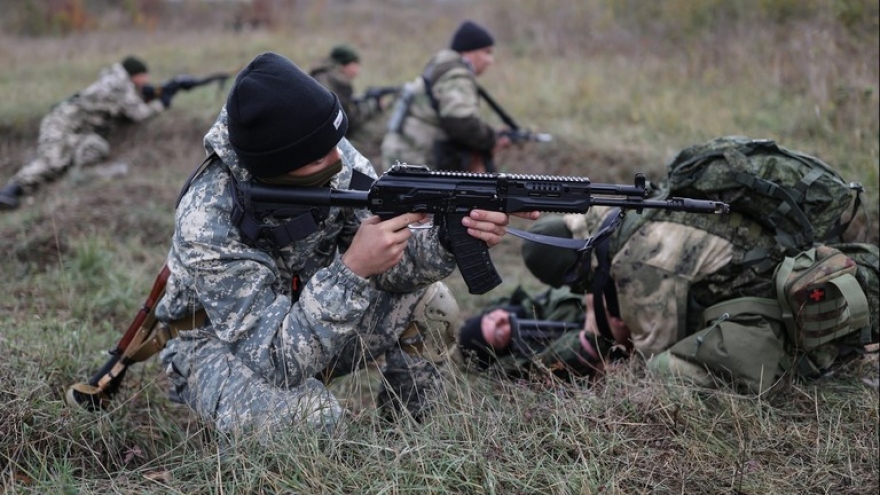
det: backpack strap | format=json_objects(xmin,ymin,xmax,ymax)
[
  {"xmin": 176, "ymin": 152, "xmax": 218, "ymax": 208},
  {"xmin": 725, "ymin": 147, "xmax": 815, "ymax": 250},
  {"xmin": 773, "ymin": 146, "xmax": 865, "ymax": 243},
  {"xmin": 422, "ymin": 59, "xmax": 461, "ymax": 114}
]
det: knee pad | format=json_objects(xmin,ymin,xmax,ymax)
[
  {"xmin": 73, "ymin": 134, "xmax": 110, "ymax": 168},
  {"xmin": 399, "ymin": 281, "xmax": 460, "ymax": 363}
]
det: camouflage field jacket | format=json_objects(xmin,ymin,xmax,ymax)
[
  {"xmin": 381, "ymin": 49, "xmax": 496, "ymax": 169},
  {"xmin": 50, "ymin": 62, "xmax": 164, "ymax": 133},
  {"xmin": 156, "ymin": 108, "xmax": 457, "ymax": 376}
]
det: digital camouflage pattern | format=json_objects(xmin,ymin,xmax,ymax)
[
  {"xmin": 157, "ymin": 107, "xmax": 458, "ymax": 437},
  {"xmin": 380, "ymin": 49, "xmax": 495, "ymax": 170},
  {"xmin": 11, "ymin": 63, "xmax": 164, "ymax": 192}
]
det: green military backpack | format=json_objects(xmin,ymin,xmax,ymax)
[
  {"xmin": 704, "ymin": 244, "xmax": 878, "ymax": 346},
  {"xmin": 665, "ymin": 136, "xmax": 864, "ymax": 253},
  {"xmin": 699, "ymin": 242, "xmax": 879, "ymax": 382}
]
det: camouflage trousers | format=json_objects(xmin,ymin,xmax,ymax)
[
  {"xmin": 12, "ymin": 110, "xmax": 109, "ymax": 192},
  {"xmin": 160, "ymin": 284, "xmax": 450, "ymax": 439}
]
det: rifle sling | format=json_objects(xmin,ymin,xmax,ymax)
[
  {"xmin": 125, "ymin": 310, "xmax": 209, "ymax": 364},
  {"xmin": 476, "ymin": 85, "xmax": 518, "ymax": 130},
  {"xmin": 505, "ymin": 227, "xmax": 596, "ymax": 251},
  {"xmin": 589, "ymin": 209, "xmax": 623, "ymax": 342}
]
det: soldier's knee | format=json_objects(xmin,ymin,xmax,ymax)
[
  {"xmin": 399, "ymin": 281, "xmax": 460, "ymax": 363},
  {"xmin": 73, "ymin": 135, "xmax": 110, "ymax": 167}
]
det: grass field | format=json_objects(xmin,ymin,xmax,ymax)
[{"xmin": 1, "ymin": 1, "xmax": 878, "ymax": 493}]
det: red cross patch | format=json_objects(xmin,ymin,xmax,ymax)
[{"xmin": 807, "ymin": 286, "xmax": 826, "ymax": 302}]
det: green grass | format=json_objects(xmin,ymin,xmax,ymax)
[{"xmin": 1, "ymin": 0, "xmax": 878, "ymax": 493}]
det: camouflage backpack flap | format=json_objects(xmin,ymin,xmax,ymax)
[{"xmin": 666, "ymin": 136, "xmax": 862, "ymax": 253}]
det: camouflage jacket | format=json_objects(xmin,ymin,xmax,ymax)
[
  {"xmin": 380, "ymin": 49, "xmax": 496, "ymax": 169},
  {"xmin": 155, "ymin": 108, "xmax": 456, "ymax": 376},
  {"xmin": 565, "ymin": 206, "xmax": 781, "ymax": 358},
  {"xmin": 50, "ymin": 62, "xmax": 164, "ymax": 133},
  {"xmin": 309, "ymin": 59, "xmax": 368, "ymax": 135}
]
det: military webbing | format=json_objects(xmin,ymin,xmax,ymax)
[
  {"xmin": 702, "ymin": 297, "xmax": 783, "ymax": 325},
  {"xmin": 701, "ymin": 249, "xmax": 872, "ymax": 351},
  {"xmin": 774, "ymin": 248, "xmax": 872, "ymax": 349},
  {"xmin": 588, "ymin": 209, "xmax": 623, "ymax": 342},
  {"xmin": 124, "ymin": 309, "xmax": 208, "ymax": 363}
]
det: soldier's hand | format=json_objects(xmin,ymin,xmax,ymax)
[
  {"xmin": 492, "ymin": 131, "xmax": 513, "ymax": 154},
  {"xmin": 463, "ymin": 209, "xmax": 539, "ymax": 248},
  {"xmin": 481, "ymin": 308, "xmax": 513, "ymax": 349},
  {"xmin": 343, "ymin": 213, "xmax": 428, "ymax": 278},
  {"xmin": 141, "ymin": 84, "xmax": 158, "ymax": 102}
]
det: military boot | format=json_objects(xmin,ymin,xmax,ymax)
[
  {"xmin": 398, "ymin": 281, "xmax": 461, "ymax": 363},
  {"xmin": 0, "ymin": 183, "xmax": 23, "ymax": 210}
]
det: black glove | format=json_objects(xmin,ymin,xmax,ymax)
[{"xmin": 140, "ymin": 84, "xmax": 158, "ymax": 103}]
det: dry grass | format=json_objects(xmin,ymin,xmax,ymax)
[{"xmin": 0, "ymin": 1, "xmax": 878, "ymax": 493}]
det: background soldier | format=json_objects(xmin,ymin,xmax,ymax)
[
  {"xmin": 310, "ymin": 44, "xmax": 373, "ymax": 137},
  {"xmin": 380, "ymin": 20, "xmax": 511, "ymax": 172},
  {"xmin": 0, "ymin": 56, "xmax": 174, "ymax": 210}
]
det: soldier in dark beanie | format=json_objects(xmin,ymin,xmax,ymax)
[
  {"xmin": 450, "ymin": 20, "xmax": 495, "ymax": 52},
  {"xmin": 309, "ymin": 44, "xmax": 381, "ymax": 141},
  {"xmin": 381, "ymin": 20, "xmax": 513, "ymax": 172},
  {"xmin": 154, "ymin": 51, "xmax": 525, "ymax": 440}
]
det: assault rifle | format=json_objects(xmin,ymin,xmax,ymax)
[
  {"xmin": 354, "ymin": 85, "xmax": 401, "ymax": 109},
  {"xmin": 141, "ymin": 72, "xmax": 231, "ymax": 104},
  {"xmin": 240, "ymin": 164, "xmax": 729, "ymax": 295}
]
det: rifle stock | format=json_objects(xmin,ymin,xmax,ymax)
[
  {"xmin": 241, "ymin": 164, "xmax": 729, "ymax": 294},
  {"xmin": 66, "ymin": 265, "xmax": 170, "ymax": 411}
]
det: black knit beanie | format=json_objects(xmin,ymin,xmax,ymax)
[
  {"xmin": 450, "ymin": 20, "xmax": 495, "ymax": 52},
  {"xmin": 330, "ymin": 44, "xmax": 360, "ymax": 66},
  {"xmin": 121, "ymin": 56, "xmax": 148, "ymax": 76},
  {"xmin": 227, "ymin": 52, "xmax": 349, "ymax": 178}
]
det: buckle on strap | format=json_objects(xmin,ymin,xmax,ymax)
[{"xmin": 125, "ymin": 309, "xmax": 209, "ymax": 363}]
